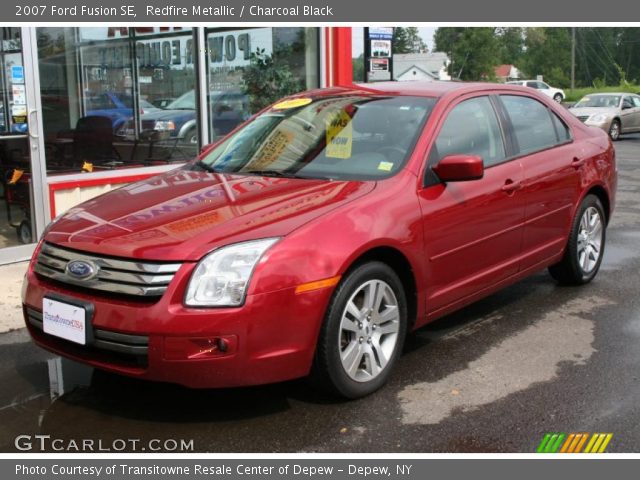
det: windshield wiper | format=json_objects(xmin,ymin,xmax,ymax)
[
  {"xmin": 193, "ymin": 160, "xmax": 219, "ymax": 173},
  {"xmin": 243, "ymin": 170, "xmax": 334, "ymax": 181}
]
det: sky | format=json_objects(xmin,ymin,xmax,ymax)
[{"xmin": 351, "ymin": 27, "xmax": 437, "ymax": 57}]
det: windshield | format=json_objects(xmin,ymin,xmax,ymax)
[
  {"xmin": 196, "ymin": 95, "xmax": 436, "ymax": 181},
  {"xmin": 166, "ymin": 90, "xmax": 195, "ymax": 110},
  {"xmin": 574, "ymin": 95, "xmax": 621, "ymax": 109}
]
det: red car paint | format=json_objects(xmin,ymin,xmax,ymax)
[{"xmin": 23, "ymin": 81, "xmax": 616, "ymax": 388}]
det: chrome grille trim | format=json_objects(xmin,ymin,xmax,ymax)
[
  {"xmin": 35, "ymin": 243, "xmax": 182, "ymax": 297},
  {"xmin": 26, "ymin": 308, "xmax": 149, "ymax": 357}
]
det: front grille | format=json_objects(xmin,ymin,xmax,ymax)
[
  {"xmin": 27, "ymin": 308, "xmax": 148, "ymax": 367},
  {"xmin": 34, "ymin": 243, "xmax": 182, "ymax": 297},
  {"xmin": 577, "ymin": 115, "xmax": 590, "ymax": 123}
]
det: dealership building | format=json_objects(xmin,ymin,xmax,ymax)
[{"xmin": 0, "ymin": 26, "xmax": 354, "ymax": 264}]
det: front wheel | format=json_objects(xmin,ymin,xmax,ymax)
[
  {"xmin": 311, "ymin": 261, "xmax": 407, "ymax": 398},
  {"xmin": 609, "ymin": 120, "xmax": 621, "ymax": 141},
  {"xmin": 549, "ymin": 194, "xmax": 606, "ymax": 285}
]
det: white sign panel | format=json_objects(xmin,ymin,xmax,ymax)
[
  {"xmin": 43, "ymin": 298, "xmax": 87, "ymax": 345},
  {"xmin": 371, "ymin": 40, "xmax": 391, "ymax": 58}
]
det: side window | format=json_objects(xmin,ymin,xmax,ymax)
[
  {"xmin": 632, "ymin": 96, "xmax": 640, "ymax": 108},
  {"xmin": 433, "ymin": 96, "xmax": 506, "ymax": 168},
  {"xmin": 538, "ymin": 82, "xmax": 550, "ymax": 89},
  {"xmin": 622, "ymin": 97, "xmax": 633, "ymax": 109},
  {"xmin": 551, "ymin": 112, "xmax": 571, "ymax": 142},
  {"xmin": 526, "ymin": 81, "xmax": 537, "ymax": 88},
  {"xmin": 501, "ymin": 95, "xmax": 559, "ymax": 155}
]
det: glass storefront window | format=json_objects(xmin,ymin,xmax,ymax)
[
  {"xmin": 37, "ymin": 27, "xmax": 197, "ymax": 176},
  {"xmin": 1, "ymin": 28, "xmax": 35, "ymax": 247},
  {"xmin": 205, "ymin": 27, "xmax": 319, "ymax": 142}
]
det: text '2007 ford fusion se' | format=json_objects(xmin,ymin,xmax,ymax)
[{"xmin": 22, "ymin": 81, "xmax": 616, "ymax": 398}]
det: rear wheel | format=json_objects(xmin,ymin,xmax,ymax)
[
  {"xmin": 311, "ymin": 261, "xmax": 407, "ymax": 398},
  {"xmin": 549, "ymin": 194, "xmax": 606, "ymax": 285}
]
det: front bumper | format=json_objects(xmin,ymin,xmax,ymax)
[{"xmin": 22, "ymin": 261, "xmax": 334, "ymax": 388}]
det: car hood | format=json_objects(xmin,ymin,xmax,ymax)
[
  {"xmin": 570, "ymin": 107, "xmax": 618, "ymax": 117},
  {"xmin": 139, "ymin": 109, "xmax": 195, "ymax": 121},
  {"xmin": 45, "ymin": 168, "xmax": 376, "ymax": 261}
]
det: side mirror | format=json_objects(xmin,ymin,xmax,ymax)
[
  {"xmin": 622, "ymin": 103, "xmax": 633, "ymax": 110},
  {"xmin": 432, "ymin": 155, "xmax": 484, "ymax": 182}
]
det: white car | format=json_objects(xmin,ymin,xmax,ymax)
[{"xmin": 507, "ymin": 80, "xmax": 565, "ymax": 102}]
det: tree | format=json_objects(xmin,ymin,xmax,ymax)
[
  {"xmin": 393, "ymin": 27, "xmax": 427, "ymax": 54},
  {"xmin": 520, "ymin": 28, "xmax": 572, "ymax": 87},
  {"xmin": 496, "ymin": 27, "xmax": 524, "ymax": 65},
  {"xmin": 352, "ymin": 54, "xmax": 365, "ymax": 82},
  {"xmin": 434, "ymin": 27, "xmax": 499, "ymax": 80},
  {"xmin": 242, "ymin": 47, "xmax": 304, "ymax": 112}
]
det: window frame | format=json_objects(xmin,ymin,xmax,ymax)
[
  {"xmin": 423, "ymin": 93, "xmax": 513, "ymax": 187},
  {"xmin": 495, "ymin": 93, "xmax": 574, "ymax": 161}
]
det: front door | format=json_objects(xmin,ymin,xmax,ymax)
[
  {"xmin": 418, "ymin": 95, "xmax": 526, "ymax": 314},
  {"xmin": 0, "ymin": 27, "xmax": 48, "ymax": 264}
]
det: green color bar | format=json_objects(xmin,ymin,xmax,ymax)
[
  {"xmin": 550, "ymin": 433, "xmax": 566, "ymax": 453},
  {"xmin": 537, "ymin": 434, "xmax": 552, "ymax": 453}
]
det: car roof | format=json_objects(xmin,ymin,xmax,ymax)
[
  {"xmin": 583, "ymin": 92, "xmax": 628, "ymax": 96},
  {"xmin": 305, "ymin": 81, "xmax": 536, "ymax": 99}
]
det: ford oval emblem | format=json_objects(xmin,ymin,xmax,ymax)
[{"xmin": 65, "ymin": 260, "xmax": 98, "ymax": 280}]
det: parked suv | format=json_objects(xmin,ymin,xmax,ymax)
[
  {"xmin": 507, "ymin": 80, "xmax": 565, "ymax": 102},
  {"xmin": 119, "ymin": 90, "xmax": 249, "ymax": 144},
  {"xmin": 23, "ymin": 82, "xmax": 616, "ymax": 398}
]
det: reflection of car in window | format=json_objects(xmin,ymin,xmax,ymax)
[
  {"xmin": 85, "ymin": 92, "xmax": 158, "ymax": 132},
  {"xmin": 119, "ymin": 90, "xmax": 250, "ymax": 144}
]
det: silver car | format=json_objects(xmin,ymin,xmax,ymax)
[{"xmin": 570, "ymin": 93, "xmax": 640, "ymax": 140}]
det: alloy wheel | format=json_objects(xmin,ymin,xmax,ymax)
[
  {"xmin": 338, "ymin": 279, "xmax": 400, "ymax": 382},
  {"xmin": 577, "ymin": 206, "xmax": 603, "ymax": 273}
]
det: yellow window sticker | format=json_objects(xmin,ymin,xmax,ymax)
[
  {"xmin": 378, "ymin": 161, "xmax": 394, "ymax": 172},
  {"xmin": 248, "ymin": 129, "xmax": 295, "ymax": 170},
  {"xmin": 272, "ymin": 98, "xmax": 312, "ymax": 110},
  {"xmin": 326, "ymin": 110, "xmax": 353, "ymax": 159}
]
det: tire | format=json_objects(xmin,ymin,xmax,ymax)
[
  {"xmin": 609, "ymin": 119, "xmax": 621, "ymax": 141},
  {"xmin": 17, "ymin": 220, "xmax": 32, "ymax": 245},
  {"xmin": 311, "ymin": 261, "xmax": 407, "ymax": 398},
  {"xmin": 553, "ymin": 93, "xmax": 563, "ymax": 103},
  {"xmin": 549, "ymin": 194, "xmax": 606, "ymax": 285},
  {"xmin": 181, "ymin": 128, "xmax": 198, "ymax": 145}
]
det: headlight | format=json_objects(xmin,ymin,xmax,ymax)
[
  {"xmin": 154, "ymin": 120, "xmax": 176, "ymax": 131},
  {"xmin": 590, "ymin": 113, "xmax": 609, "ymax": 123},
  {"xmin": 185, "ymin": 238, "xmax": 280, "ymax": 307}
]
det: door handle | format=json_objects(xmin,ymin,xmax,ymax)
[
  {"xmin": 571, "ymin": 157, "xmax": 586, "ymax": 169},
  {"xmin": 501, "ymin": 179, "xmax": 522, "ymax": 193},
  {"xmin": 28, "ymin": 109, "xmax": 39, "ymax": 140}
]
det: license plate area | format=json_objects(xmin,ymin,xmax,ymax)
[{"xmin": 42, "ymin": 294, "xmax": 95, "ymax": 345}]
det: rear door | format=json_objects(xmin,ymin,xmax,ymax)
[
  {"xmin": 418, "ymin": 95, "xmax": 525, "ymax": 313},
  {"xmin": 498, "ymin": 94, "xmax": 582, "ymax": 269}
]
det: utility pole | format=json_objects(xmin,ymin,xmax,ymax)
[{"xmin": 571, "ymin": 27, "xmax": 576, "ymax": 90}]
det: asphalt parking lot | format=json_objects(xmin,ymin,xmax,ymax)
[{"xmin": 1, "ymin": 134, "xmax": 639, "ymax": 453}]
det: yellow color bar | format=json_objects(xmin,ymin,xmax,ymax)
[
  {"xmin": 583, "ymin": 434, "xmax": 600, "ymax": 453},
  {"xmin": 590, "ymin": 434, "xmax": 606, "ymax": 453},
  {"xmin": 597, "ymin": 434, "xmax": 613, "ymax": 453},
  {"xmin": 295, "ymin": 275, "xmax": 342, "ymax": 294}
]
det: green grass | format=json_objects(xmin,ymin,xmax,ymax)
[{"xmin": 564, "ymin": 85, "xmax": 640, "ymax": 103}]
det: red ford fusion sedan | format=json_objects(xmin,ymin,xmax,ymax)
[{"xmin": 23, "ymin": 81, "xmax": 616, "ymax": 398}]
